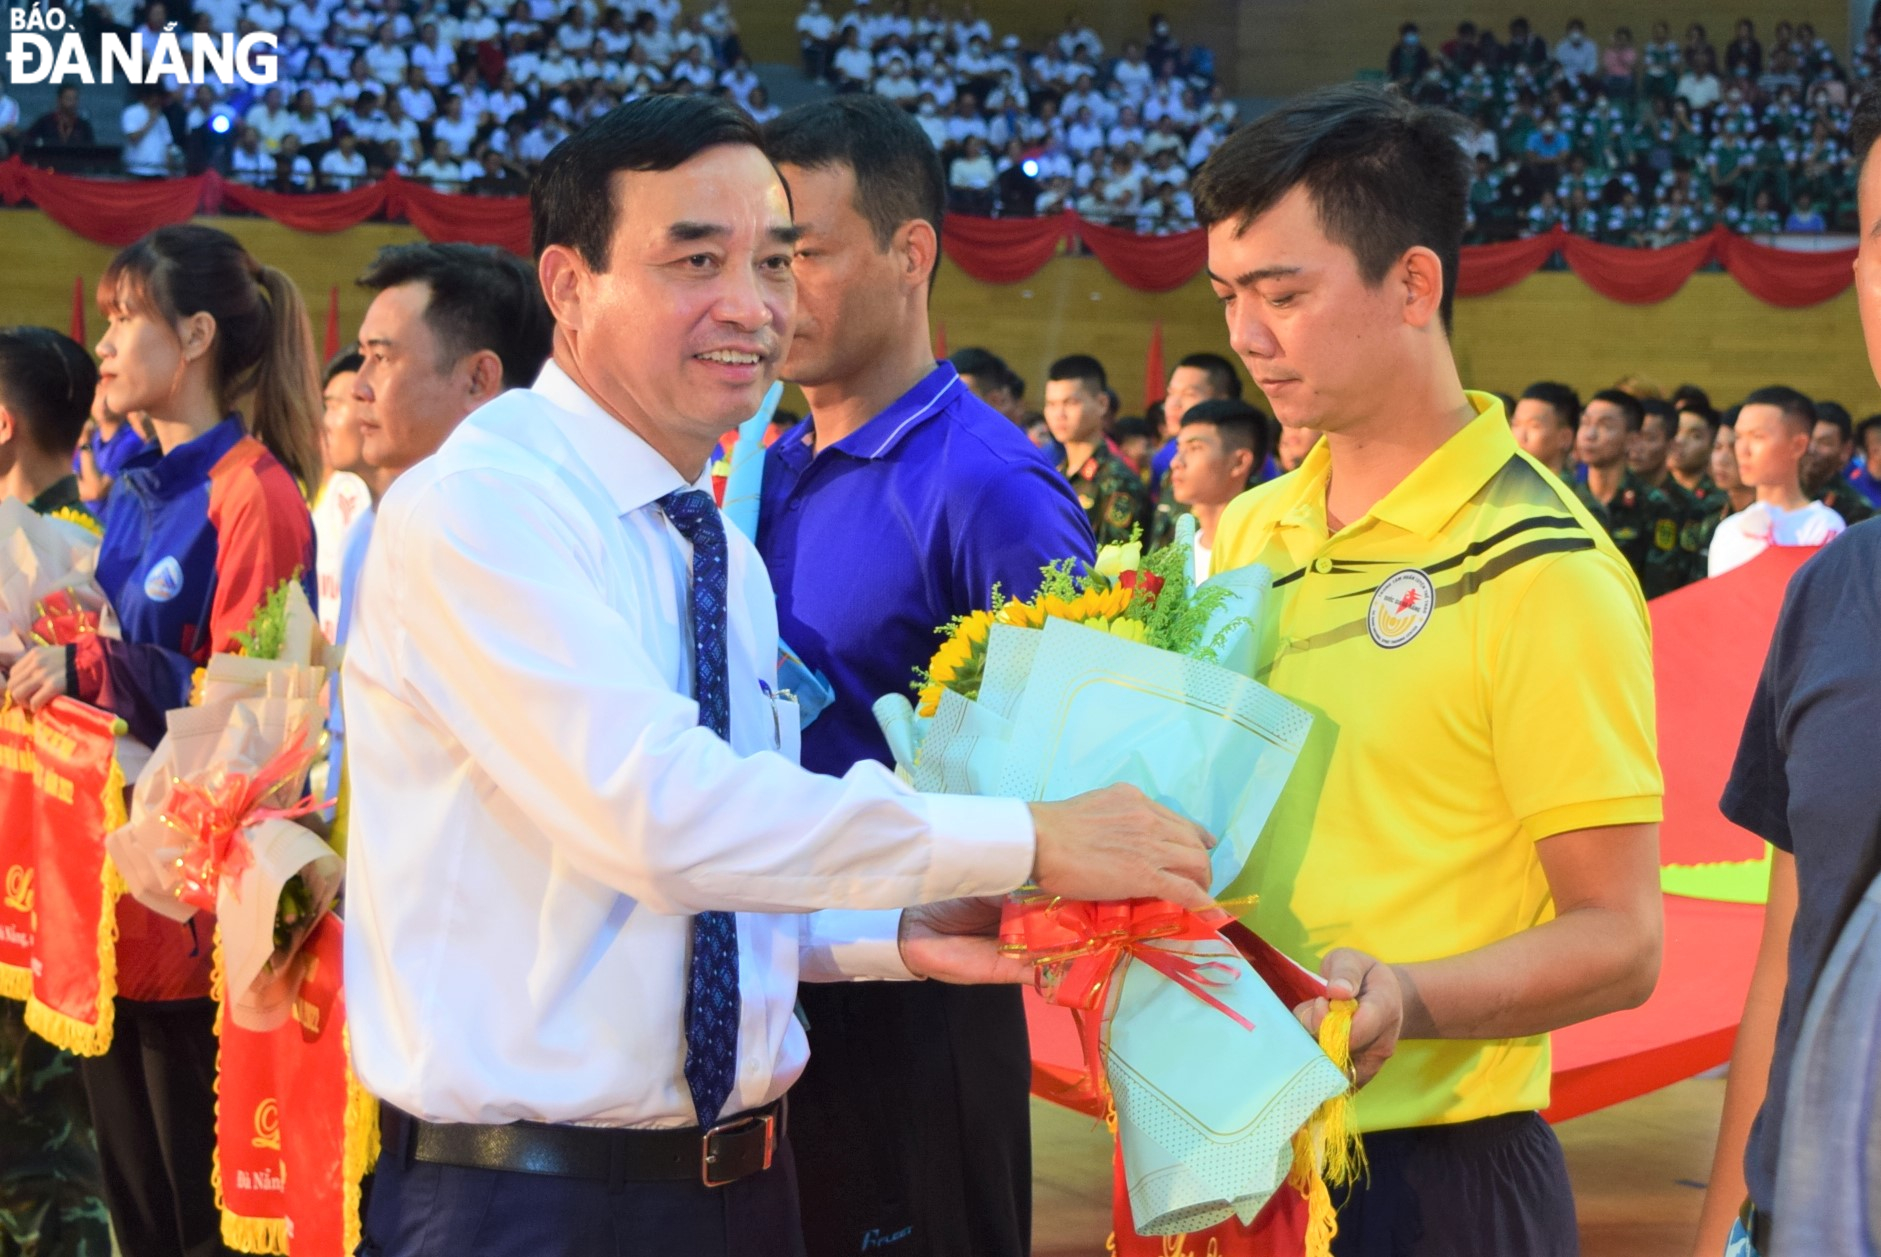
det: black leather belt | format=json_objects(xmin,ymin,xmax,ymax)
[{"xmin": 382, "ymin": 1099, "xmax": 782, "ymax": 1189}]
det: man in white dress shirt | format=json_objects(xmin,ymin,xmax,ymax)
[{"xmin": 342, "ymin": 94, "xmax": 1213, "ymax": 1257}]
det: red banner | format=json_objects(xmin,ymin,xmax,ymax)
[
  {"xmin": 214, "ymin": 914, "xmax": 376, "ymax": 1256},
  {"xmin": 0, "ymin": 697, "xmax": 126, "ymax": 1055}
]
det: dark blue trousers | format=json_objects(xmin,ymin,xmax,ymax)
[{"xmin": 356, "ymin": 1126, "xmax": 808, "ymax": 1257}]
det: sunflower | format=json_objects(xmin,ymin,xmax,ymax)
[{"xmin": 918, "ymin": 609, "xmax": 997, "ymax": 716}]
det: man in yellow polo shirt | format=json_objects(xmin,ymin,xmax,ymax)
[{"xmin": 1194, "ymin": 84, "xmax": 1665, "ymax": 1255}]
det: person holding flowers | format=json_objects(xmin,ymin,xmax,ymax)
[
  {"xmin": 1, "ymin": 224, "xmax": 321, "ymax": 1257},
  {"xmin": 1198, "ymin": 84, "xmax": 1665, "ymax": 1255},
  {"xmin": 758, "ymin": 95, "xmax": 1094, "ymax": 1257},
  {"xmin": 340, "ymin": 95, "xmax": 1212, "ymax": 1257}
]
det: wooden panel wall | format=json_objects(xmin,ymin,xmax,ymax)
[{"xmin": 1, "ymin": 209, "xmax": 1874, "ymax": 424}]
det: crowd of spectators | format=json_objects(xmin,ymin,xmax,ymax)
[
  {"xmin": 1390, "ymin": 14, "xmax": 1877, "ymax": 243},
  {"xmin": 793, "ymin": 3, "xmax": 1233, "ymax": 228}
]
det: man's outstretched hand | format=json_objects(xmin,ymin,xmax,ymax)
[
  {"xmin": 1028, "ymin": 784, "xmax": 1216, "ymax": 909},
  {"xmin": 1292, "ymin": 947, "xmax": 1405, "ymax": 1088},
  {"xmin": 897, "ymin": 897, "xmax": 1034, "ymax": 985}
]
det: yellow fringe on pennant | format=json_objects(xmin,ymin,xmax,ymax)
[
  {"xmin": 1287, "ymin": 999, "xmax": 1366, "ymax": 1257},
  {"xmin": 21, "ymin": 759, "xmax": 128, "ymax": 1057},
  {"xmin": 209, "ymin": 927, "xmax": 288, "ymax": 1255},
  {"xmin": 341, "ymin": 1024, "xmax": 381, "ymax": 1256},
  {"xmin": 0, "ymin": 965, "xmax": 30, "ymax": 1001}
]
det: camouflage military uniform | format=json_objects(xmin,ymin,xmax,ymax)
[
  {"xmin": 1575, "ymin": 469, "xmax": 1694, "ymax": 598},
  {"xmin": 1, "ymin": 1002, "xmax": 112, "ymax": 1257},
  {"xmin": 1059, "ymin": 443, "xmax": 1149, "ymax": 547},
  {"xmin": 2, "ymin": 483, "xmax": 114, "ymax": 1257},
  {"xmin": 1820, "ymin": 482, "xmax": 1876, "ymax": 527}
]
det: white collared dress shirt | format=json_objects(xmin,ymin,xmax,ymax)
[{"xmin": 343, "ymin": 361, "xmax": 1034, "ymax": 1129}]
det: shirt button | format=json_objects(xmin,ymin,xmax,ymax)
[{"xmin": 1312, "ymin": 557, "xmax": 1333, "ymax": 574}]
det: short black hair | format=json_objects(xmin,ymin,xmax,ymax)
[
  {"xmin": 1191, "ymin": 83, "xmax": 1469, "ymax": 332},
  {"xmin": 1638, "ymin": 397, "xmax": 1676, "ymax": 438},
  {"xmin": 1855, "ymin": 413, "xmax": 1881, "ymax": 449},
  {"xmin": 1173, "ymin": 351, "xmax": 1242, "ymax": 399},
  {"xmin": 1048, "ymin": 354, "xmax": 1107, "ymax": 392},
  {"xmin": 0, "ymin": 326, "xmax": 96, "ymax": 458},
  {"xmin": 1742, "ymin": 385, "xmax": 1817, "ymax": 433},
  {"xmin": 1670, "ymin": 382, "xmax": 1712, "ymax": 413},
  {"xmin": 1180, "ymin": 397, "xmax": 1271, "ymax": 467},
  {"xmin": 1677, "ymin": 401, "xmax": 1720, "ymax": 437},
  {"xmin": 1853, "ymin": 89, "xmax": 1881, "ymax": 171},
  {"xmin": 950, "ymin": 346, "xmax": 1014, "ymax": 392},
  {"xmin": 764, "ymin": 95, "xmax": 946, "ymax": 284},
  {"xmin": 1113, "ymin": 415, "xmax": 1157, "ymax": 443},
  {"xmin": 532, "ymin": 95, "xmax": 770, "ymax": 269},
  {"xmin": 323, "ymin": 349, "xmax": 364, "ymax": 386},
  {"xmin": 1814, "ymin": 399, "xmax": 1853, "ymax": 442},
  {"xmin": 1520, "ymin": 380, "xmax": 1580, "ymax": 431},
  {"xmin": 1587, "ymin": 388, "xmax": 1645, "ymax": 432},
  {"xmin": 358, "ymin": 243, "xmax": 553, "ymax": 390}
]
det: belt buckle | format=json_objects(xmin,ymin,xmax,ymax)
[{"xmin": 700, "ymin": 1110, "xmax": 775, "ymax": 1188}]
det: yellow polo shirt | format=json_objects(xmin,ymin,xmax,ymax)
[{"xmin": 1214, "ymin": 392, "xmax": 1662, "ymax": 1132}]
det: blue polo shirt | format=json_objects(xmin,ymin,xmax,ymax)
[
  {"xmin": 758, "ymin": 362, "xmax": 1095, "ymax": 777},
  {"xmin": 75, "ymin": 420, "xmax": 150, "ymax": 504}
]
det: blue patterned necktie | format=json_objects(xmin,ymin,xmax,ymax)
[{"xmin": 658, "ymin": 489, "xmax": 740, "ymax": 1128}]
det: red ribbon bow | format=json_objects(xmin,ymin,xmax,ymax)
[
  {"xmin": 162, "ymin": 728, "xmax": 324, "ymax": 913},
  {"xmin": 1000, "ymin": 896, "xmax": 1254, "ymax": 1102},
  {"xmin": 31, "ymin": 590, "xmax": 102, "ymax": 646}
]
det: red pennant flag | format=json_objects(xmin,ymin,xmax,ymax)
[
  {"xmin": 934, "ymin": 320, "xmax": 948, "ymax": 359},
  {"xmin": 1144, "ymin": 322, "xmax": 1165, "ymax": 409},
  {"xmin": 70, "ymin": 275, "xmax": 87, "ymax": 346},
  {"xmin": 322, "ymin": 286, "xmax": 341, "ymax": 363}
]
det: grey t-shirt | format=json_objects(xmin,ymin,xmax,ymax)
[{"xmin": 1721, "ymin": 519, "xmax": 1881, "ymax": 1211}]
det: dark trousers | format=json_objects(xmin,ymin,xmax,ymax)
[
  {"xmin": 78, "ymin": 998, "xmax": 227, "ymax": 1257},
  {"xmin": 1331, "ymin": 1111, "xmax": 1578, "ymax": 1257},
  {"xmin": 790, "ymin": 982, "xmax": 1031, "ymax": 1257},
  {"xmin": 357, "ymin": 1121, "xmax": 806, "ymax": 1257}
]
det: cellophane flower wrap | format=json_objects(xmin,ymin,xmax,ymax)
[
  {"xmin": 873, "ymin": 526, "xmax": 1360, "ymax": 1246},
  {"xmin": 0, "ymin": 496, "xmax": 119, "ymax": 656},
  {"xmin": 106, "ymin": 578, "xmax": 343, "ymax": 1032}
]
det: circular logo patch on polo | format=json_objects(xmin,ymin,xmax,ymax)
[
  {"xmin": 143, "ymin": 556, "xmax": 185, "ymax": 603},
  {"xmin": 1368, "ymin": 569, "xmax": 1435, "ymax": 649}
]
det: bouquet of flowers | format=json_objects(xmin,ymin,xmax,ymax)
[
  {"xmin": 873, "ymin": 527, "xmax": 1360, "ymax": 1251},
  {"xmin": 107, "ymin": 577, "xmax": 343, "ymax": 1032},
  {"xmin": 0, "ymin": 496, "xmax": 116, "ymax": 657}
]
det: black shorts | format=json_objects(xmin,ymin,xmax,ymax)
[{"xmin": 1331, "ymin": 1111, "xmax": 1578, "ymax": 1257}]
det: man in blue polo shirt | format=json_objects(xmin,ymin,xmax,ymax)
[{"xmin": 760, "ymin": 96, "xmax": 1093, "ymax": 1257}]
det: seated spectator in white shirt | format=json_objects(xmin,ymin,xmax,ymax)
[
  {"xmin": 951, "ymin": 6, "xmax": 990, "ymax": 50},
  {"xmin": 873, "ymin": 54, "xmax": 919, "ymax": 104},
  {"xmin": 459, "ymin": 2, "xmax": 500, "ymax": 43},
  {"xmin": 318, "ymin": 131, "xmax": 369, "ymax": 188},
  {"xmin": 720, "ymin": 56, "xmax": 762, "ymax": 107},
  {"xmin": 1113, "ymin": 41, "xmax": 1153, "ymax": 99},
  {"xmin": 283, "ymin": 0, "xmax": 328, "ymax": 40},
  {"xmin": 331, "ymin": 0, "xmax": 375, "ymax": 40},
  {"xmin": 395, "ymin": 71, "xmax": 438, "ymax": 124},
  {"xmin": 1035, "ymin": 174, "xmax": 1072, "ymax": 215},
  {"xmin": 1147, "ymin": 148, "xmax": 1187, "ymax": 188},
  {"xmin": 416, "ymin": 136, "xmax": 464, "ymax": 188},
  {"xmin": 1065, "ymin": 105, "xmax": 1105, "ymax": 157},
  {"xmin": 245, "ymin": 86, "xmax": 293, "ymax": 149},
  {"xmin": 670, "ymin": 46, "xmax": 718, "ymax": 91},
  {"xmin": 274, "ymin": 133, "xmax": 316, "ymax": 188},
  {"xmin": 409, "ymin": 23, "xmax": 456, "ymax": 86},
  {"xmin": 285, "ymin": 89, "xmax": 333, "ymax": 147},
  {"xmin": 1061, "ymin": 78, "xmax": 1111, "ymax": 126},
  {"xmin": 744, "ymin": 84, "xmax": 780, "ymax": 125},
  {"xmin": 956, "ymin": 35, "xmax": 999, "ymax": 77},
  {"xmin": 432, "ymin": 94, "xmax": 480, "ymax": 157},
  {"xmin": 229, "ymin": 126, "xmax": 277, "ymax": 184},
  {"xmin": 469, "ymin": 146, "xmax": 522, "ymax": 192},
  {"xmin": 247, "ymin": 0, "xmax": 288, "ymax": 32},
  {"xmin": 1553, "ymin": 20, "xmax": 1600, "ymax": 84},
  {"xmin": 195, "ymin": 0, "xmax": 244, "ymax": 30},
  {"xmin": 535, "ymin": 45, "xmax": 580, "ymax": 90},
  {"xmin": 797, "ymin": 0, "xmax": 835, "ymax": 80},
  {"xmin": 1147, "ymin": 86, "xmax": 1199, "ymax": 128},
  {"xmin": 914, "ymin": 68, "xmax": 954, "ymax": 109},
  {"xmin": 984, "ymin": 68, "xmax": 1027, "ymax": 113},
  {"xmin": 1200, "ymin": 84, "xmax": 1238, "ymax": 129},
  {"xmin": 913, "ymin": 95, "xmax": 948, "ymax": 148},
  {"xmin": 1106, "ymin": 106, "xmax": 1146, "ymax": 152},
  {"xmin": 341, "ymin": 89, "xmax": 386, "ymax": 138},
  {"xmin": 633, "ymin": 11, "xmax": 674, "ymax": 64},
  {"xmin": 364, "ymin": 24, "xmax": 407, "ymax": 85},
  {"xmin": 1141, "ymin": 114, "xmax": 1183, "ymax": 159},
  {"xmin": 487, "ymin": 74, "xmax": 530, "ymax": 124},
  {"xmin": 556, "ymin": 7, "xmax": 595, "ymax": 51},
  {"xmin": 1187, "ymin": 123, "xmax": 1222, "ymax": 168},
  {"xmin": 1710, "ymin": 389, "xmax": 1848, "ymax": 576},
  {"xmin": 518, "ymin": 116, "xmax": 568, "ymax": 164},
  {"xmin": 832, "ymin": 28, "xmax": 874, "ymax": 91},
  {"xmin": 944, "ymin": 94, "xmax": 988, "ymax": 146}
]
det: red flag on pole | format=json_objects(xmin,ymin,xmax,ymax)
[
  {"xmin": 1143, "ymin": 321, "xmax": 1164, "ymax": 409},
  {"xmin": 322, "ymin": 286, "xmax": 341, "ymax": 362},
  {"xmin": 934, "ymin": 320, "xmax": 948, "ymax": 359},
  {"xmin": 70, "ymin": 275, "xmax": 86, "ymax": 346}
]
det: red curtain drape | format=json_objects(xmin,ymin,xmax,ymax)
[{"xmin": 0, "ymin": 158, "xmax": 1860, "ymax": 308}]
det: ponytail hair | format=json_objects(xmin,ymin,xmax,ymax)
[{"xmin": 101, "ymin": 225, "xmax": 323, "ymax": 494}]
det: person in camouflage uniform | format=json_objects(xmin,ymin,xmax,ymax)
[
  {"xmin": 1, "ymin": 1004, "xmax": 113, "ymax": 1257},
  {"xmin": 1806, "ymin": 403, "xmax": 1878, "ymax": 526},
  {"xmin": 1575, "ymin": 388, "xmax": 1695, "ymax": 597},
  {"xmin": 1628, "ymin": 398, "xmax": 1707, "ymax": 581},
  {"xmin": 1667, "ymin": 400, "xmax": 1729, "ymax": 546},
  {"xmin": 1044, "ymin": 353, "xmax": 1146, "ymax": 545},
  {"xmin": 0, "ymin": 326, "xmax": 114, "ymax": 1257}
]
